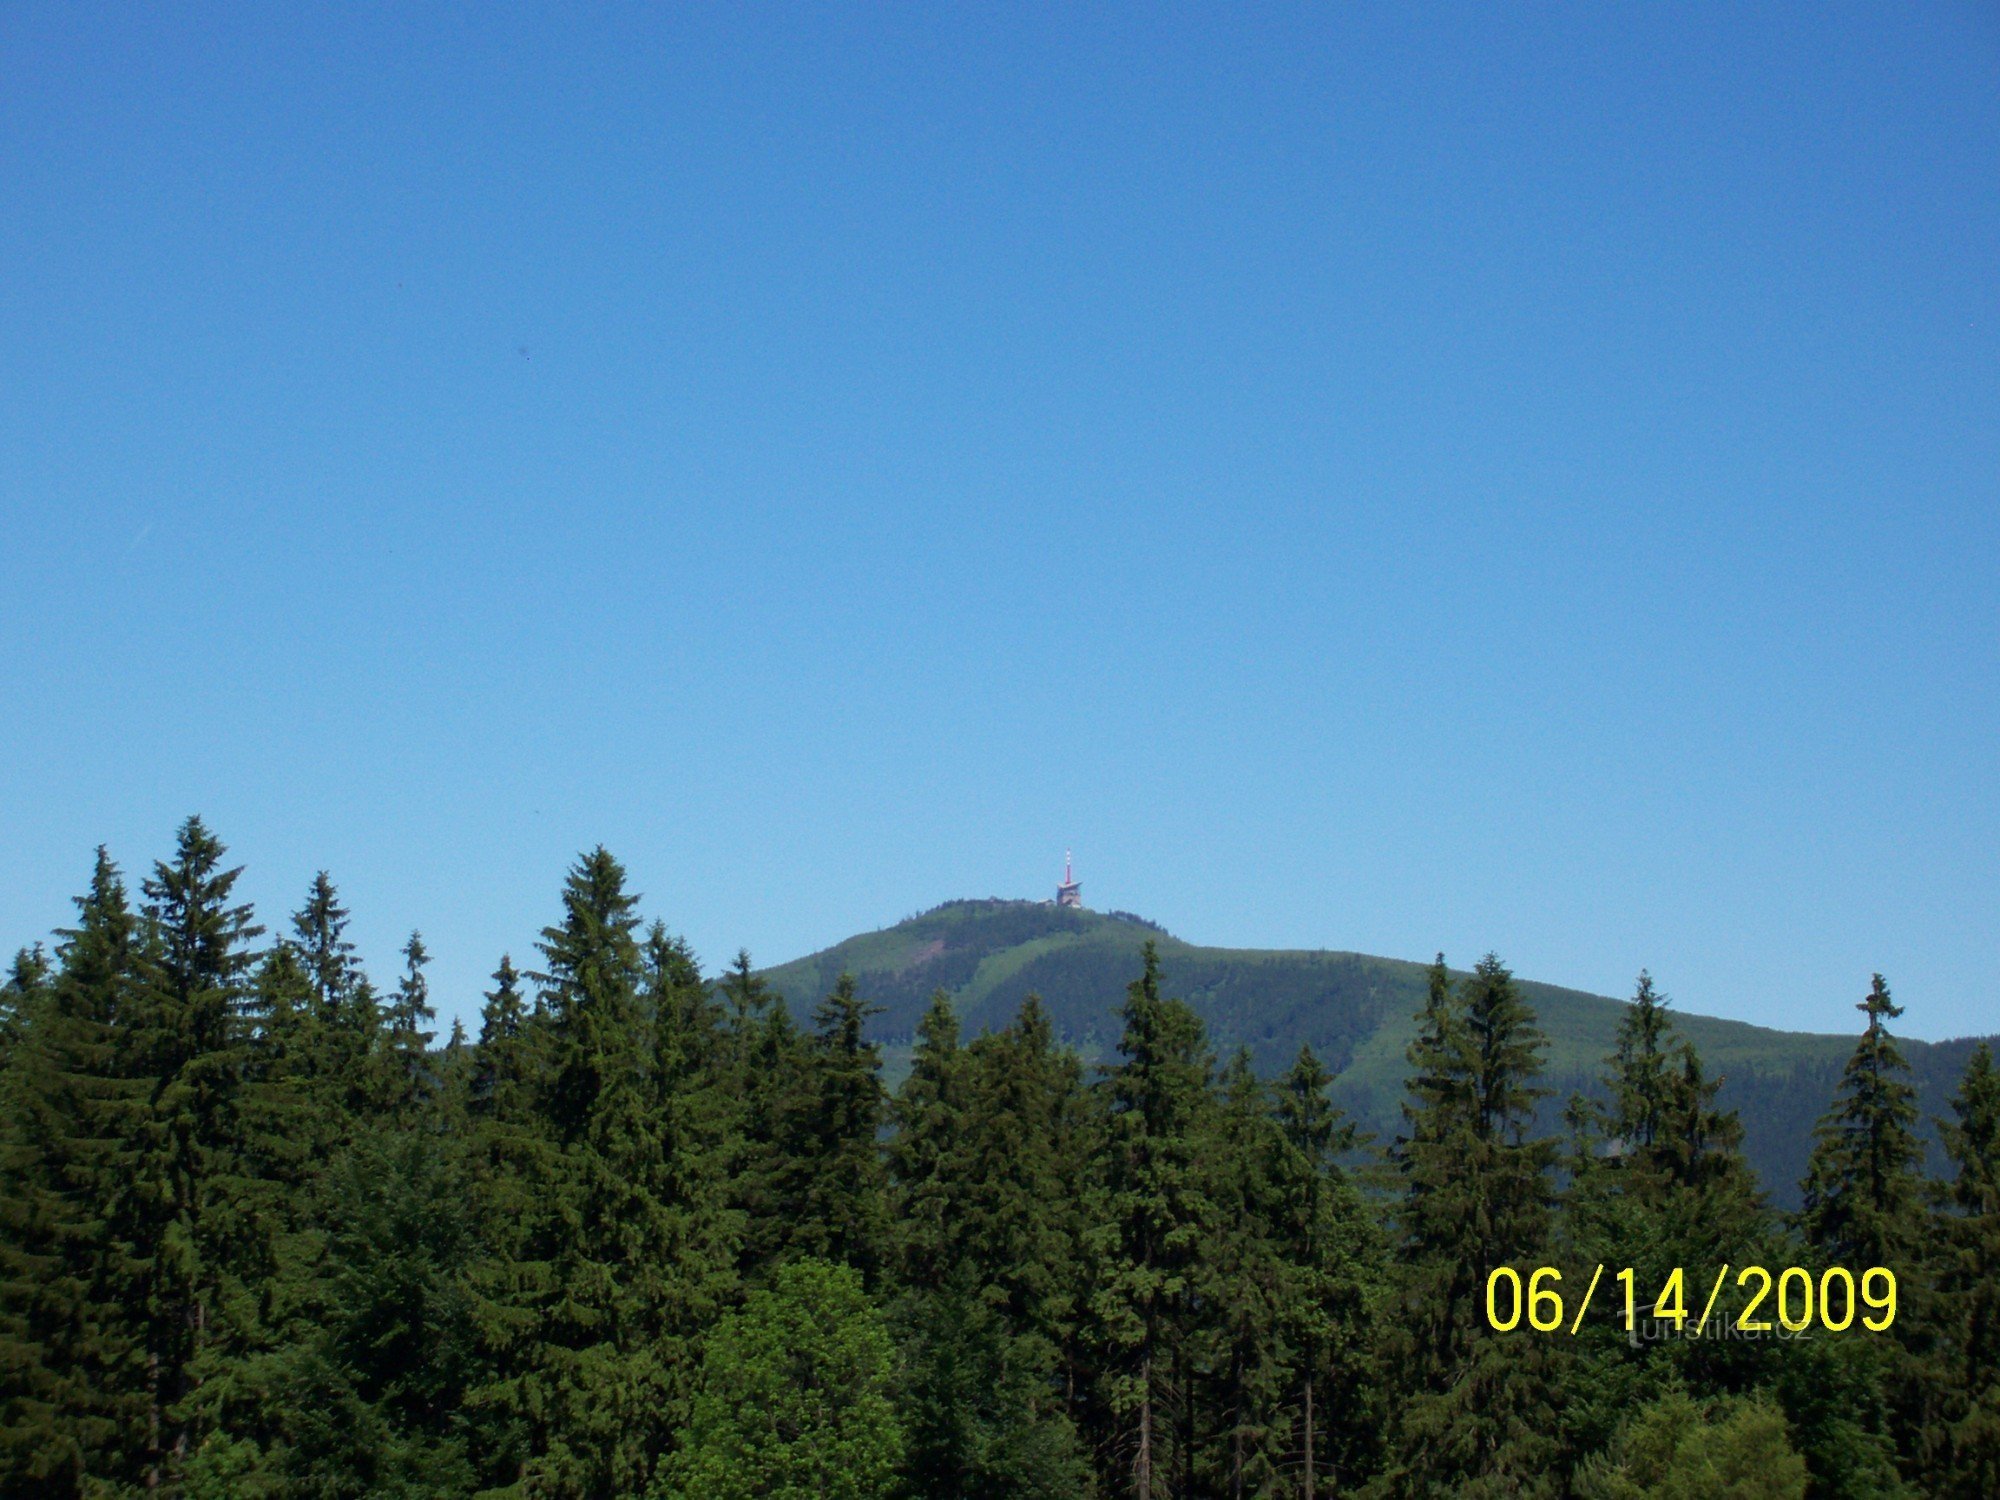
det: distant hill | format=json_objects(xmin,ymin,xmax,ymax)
[{"xmin": 759, "ymin": 898, "xmax": 1993, "ymax": 1209}]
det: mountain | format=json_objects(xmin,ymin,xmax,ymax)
[{"xmin": 759, "ymin": 898, "xmax": 1993, "ymax": 1208}]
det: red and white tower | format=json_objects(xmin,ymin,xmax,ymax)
[{"xmin": 1056, "ymin": 851, "xmax": 1082, "ymax": 908}]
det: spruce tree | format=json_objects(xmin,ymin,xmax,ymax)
[
  {"xmin": 0, "ymin": 851, "xmax": 150, "ymax": 1494},
  {"xmin": 888, "ymin": 990, "xmax": 968, "ymax": 1288},
  {"xmin": 1589, "ymin": 975, "xmax": 1762, "ymax": 1261},
  {"xmin": 379, "ymin": 931, "xmax": 436, "ymax": 1114},
  {"xmin": 1387, "ymin": 956, "xmax": 1481, "ymax": 1377},
  {"xmin": 461, "ymin": 953, "xmax": 553, "ymax": 1493},
  {"xmin": 729, "ymin": 955, "xmax": 811, "ymax": 1277},
  {"xmin": 892, "ymin": 1272, "xmax": 1095, "ymax": 1500},
  {"xmin": 718, "ymin": 948, "xmax": 775, "ymax": 1061},
  {"xmin": 1933, "ymin": 1043, "xmax": 2000, "ymax": 1496},
  {"xmin": 1560, "ymin": 976, "xmax": 1768, "ymax": 1480},
  {"xmin": 1096, "ymin": 942, "xmax": 1216, "ymax": 1499},
  {"xmin": 886, "ymin": 989, "xmax": 1100, "ymax": 1496},
  {"xmin": 1802, "ymin": 974, "xmax": 1924, "ymax": 1270},
  {"xmin": 0, "ymin": 945, "xmax": 52, "ymax": 1055},
  {"xmin": 1384, "ymin": 953, "xmax": 1563, "ymax": 1497},
  {"xmin": 952, "ymin": 997, "xmax": 1102, "ymax": 1442},
  {"xmin": 512, "ymin": 847, "xmax": 739, "ymax": 1496},
  {"xmin": 316, "ymin": 1113, "xmax": 478, "ymax": 1493},
  {"xmin": 1203, "ymin": 1050, "xmax": 1292, "ymax": 1498},
  {"xmin": 130, "ymin": 816, "xmax": 269, "ymax": 1490},
  {"xmin": 1272, "ymin": 1043, "xmax": 1379, "ymax": 1498},
  {"xmin": 286, "ymin": 873, "xmax": 380, "ymax": 1135},
  {"xmin": 293, "ymin": 872, "xmax": 359, "ymax": 1019},
  {"xmin": 437, "ymin": 1016, "xmax": 472, "ymax": 1112},
  {"xmin": 643, "ymin": 922, "xmax": 718, "ymax": 1081},
  {"xmin": 1606, "ymin": 971, "xmax": 1675, "ymax": 1151},
  {"xmin": 468, "ymin": 954, "xmax": 531, "ymax": 1121},
  {"xmin": 794, "ymin": 973, "xmax": 891, "ymax": 1281}
]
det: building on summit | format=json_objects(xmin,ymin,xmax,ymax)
[{"xmin": 1056, "ymin": 851, "xmax": 1082, "ymax": 909}]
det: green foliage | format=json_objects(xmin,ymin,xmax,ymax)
[
  {"xmin": 132, "ymin": 817, "xmax": 274, "ymax": 1490},
  {"xmin": 1931, "ymin": 1042, "xmax": 2000, "ymax": 1496},
  {"xmin": 893, "ymin": 1277, "xmax": 1093, "ymax": 1500},
  {"xmin": 506, "ymin": 847, "xmax": 740, "ymax": 1498},
  {"xmin": 1802, "ymin": 974, "xmax": 1924, "ymax": 1269},
  {"xmin": 888, "ymin": 989, "xmax": 965, "ymax": 1288},
  {"xmin": 0, "ymin": 833, "xmax": 1989, "ymax": 1498},
  {"xmin": 378, "ymin": 931, "xmax": 436, "ymax": 1114},
  {"xmin": 1573, "ymin": 1388, "xmax": 1807, "ymax": 1499},
  {"xmin": 1095, "ymin": 940, "xmax": 1218, "ymax": 1497},
  {"xmin": 764, "ymin": 898, "xmax": 1957, "ymax": 1207},
  {"xmin": 793, "ymin": 973, "xmax": 892, "ymax": 1281},
  {"xmin": 0, "ymin": 851, "xmax": 149, "ymax": 1493},
  {"xmin": 1769, "ymin": 1333, "xmax": 1911, "ymax": 1500},
  {"xmin": 1272, "ymin": 1043, "xmax": 1383, "ymax": 1492},
  {"xmin": 653, "ymin": 1259, "xmax": 903, "ymax": 1500},
  {"xmin": 1379, "ymin": 953, "xmax": 1564, "ymax": 1496}
]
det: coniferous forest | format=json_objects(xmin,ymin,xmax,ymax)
[{"xmin": 4, "ymin": 820, "xmax": 1997, "ymax": 1498}]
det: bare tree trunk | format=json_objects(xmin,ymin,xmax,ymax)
[
  {"xmin": 1303, "ymin": 1371, "xmax": 1315, "ymax": 1500},
  {"xmin": 146, "ymin": 1350, "xmax": 161, "ymax": 1494},
  {"xmin": 1168, "ymin": 1336, "xmax": 1184, "ymax": 1500},
  {"xmin": 1137, "ymin": 1345, "xmax": 1153, "ymax": 1500}
]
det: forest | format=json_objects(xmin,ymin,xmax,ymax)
[{"xmin": 2, "ymin": 818, "xmax": 1995, "ymax": 1498}]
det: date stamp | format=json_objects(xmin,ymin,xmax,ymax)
[{"xmin": 1483, "ymin": 1264, "xmax": 1897, "ymax": 1337}]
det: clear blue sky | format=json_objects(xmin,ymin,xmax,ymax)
[{"xmin": 3, "ymin": 5, "xmax": 1995, "ymax": 1043}]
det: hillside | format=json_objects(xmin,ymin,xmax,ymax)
[{"xmin": 760, "ymin": 898, "xmax": 1992, "ymax": 1208}]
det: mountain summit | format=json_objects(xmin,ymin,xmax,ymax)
[{"xmin": 760, "ymin": 898, "xmax": 1992, "ymax": 1206}]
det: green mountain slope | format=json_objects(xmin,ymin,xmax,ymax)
[{"xmin": 759, "ymin": 898, "xmax": 1991, "ymax": 1208}]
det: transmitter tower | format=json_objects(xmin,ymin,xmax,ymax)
[{"xmin": 1056, "ymin": 852, "xmax": 1082, "ymax": 909}]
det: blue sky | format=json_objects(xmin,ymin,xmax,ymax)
[{"xmin": 2, "ymin": 4, "xmax": 1995, "ymax": 1042}]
